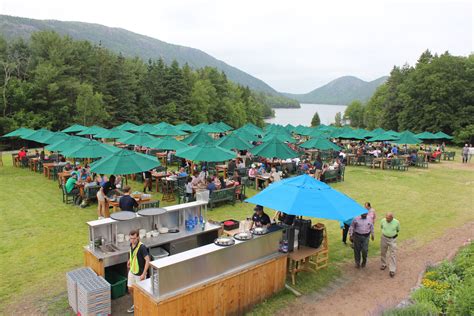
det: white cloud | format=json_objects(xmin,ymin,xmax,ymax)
[{"xmin": 1, "ymin": 0, "xmax": 472, "ymax": 93}]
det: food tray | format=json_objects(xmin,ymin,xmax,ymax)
[
  {"xmin": 233, "ymin": 232, "xmax": 253, "ymax": 241},
  {"xmin": 251, "ymin": 227, "xmax": 268, "ymax": 235},
  {"xmin": 221, "ymin": 219, "xmax": 239, "ymax": 231},
  {"xmin": 214, "ymin": 237, "xmax": 235, "ymax": 247}
]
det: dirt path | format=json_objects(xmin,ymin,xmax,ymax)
[{"xmin": 277, "ymin": 221, "xmax": 474, "ymax": 316}]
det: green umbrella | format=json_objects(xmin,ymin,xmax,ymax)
[
  {"xmin": 368, "ymin": 132, "xmax": 399, "ymax": 142},
  {"xmin": 415, "ymin": 131, "xmax": 438, "ymax": 140},
  {"xmin": 308, "ymin": 129, "xmax": 330, "ymax": 139},
  {"xmin": 76, "ymin": 125, "xmax": 108, "ymax": 136},
  {"xmin": 241, "ymin": 123, "xmax": 263, "ymax": 135},
  {"xmin": 295, "ymin": 126, "xmax": 313, "ymax": 136},
  {"xmin": 130, "ymin": 123, "xmax": 160, "ymax": 134},
  {"xmin": 216, "ymin": 133, "xmax": 253, "ymax": 150},
  {"xmin": 182, "ymin": 128, "xmax": 214, "ymax": 145},
  {"xmin": 386, "ymin": 130, "xmax": 400, "ymax": 137},
  {"xmin": 154, "ymin": 122, "xmax": 174, "ymax": 130},
  {"xmin": 434, "ymin": 131, "xmax": 453, "ymax": 140},
  {"xmin": 261, "ymin": 132, "xmax": 296, "ymax": 144},
  {"xmin": 94, "ymin": 128, "xmax": 134, "ymax": 139},
  {"xmin": 45, "ymin": 136, "xmax": 90, "ymax": 151},
  {"xmin": 116, "ymin": 121, "xmax": 139, "ymax": 131},
  {"xmin": 337, "ymin": 130, "xmax": 366, "ymax": 140},
  {"xmin": 90, "ymin": 149, "xmax": 161, "ymax": 175},
  {"xmin": 233, "ymin": 128, "xmax": 259, "ymax": 142},
  {"xmin": 175, "ymin": 123, "xmax": 194, "ymax": 132},
  {"xmin": 21, "ymin": 129, "xmax": 55, "ymax": 143},
  {"xmin": 150, "ymin": 125, "xmax": 187, "ymax": 136},
  {"xmin": 299, "ymin": 137, "xmax": 340, "ymax": 150},
  {"xmin": 61, "ymin": 140, "xmax": 120, "ymax": 158},
  {"xmin": 216, "ymin": 122, "xmax": 233, "ymax": 132},
  {"xmin": 250, "ymin": 136, "xmax": 299, "ymax": 159},
  {"xmin": 118, "ymin": 132, "xmax": 156, "ymax": 146},
  {"xmin": 371, "ymin": 128, "xmax": 386, "ymax": 135},
  {"xmin": 193, "ymin": 124, "xmax": 224, "ymax": 134},
  {"xmin": 42, "ymin": 132, "xmax": 71, "ymax": 145},
  {"xmin": 145, "ymin": 136, "xmax": 188, "ymax": 150},
  {"xmin": 175, "ymin": 142, "xmax": 236, "ymax": 162},
  {"xmin": 2, "ymin": 127, "xmax": 35, "ymax": 138},
  {"xmin": 61, "ymin": 124, "xmax": 87, "ymax": 133},
  {"xmin": 393, "ymin": 132, "xmax": 421, "ymax": 145}
]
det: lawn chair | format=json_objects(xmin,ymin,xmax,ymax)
[
  {"xmin": 61, "ymin": 184, "xmax": 75, "ymax": 204},
  {"xmin": 415, "ymin": 157, "xmax": 428, "ymax": 168}
]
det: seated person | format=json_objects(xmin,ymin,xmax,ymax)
[
  {"xmin": 177, "ymin": 167, "xmax": 188, "ymax": 177},
  {"xmin": 236, "ymin": 159, "xmax": 245, "ymax": 169},
  {"xmin": 218, "ymin": 176, "xmax": 226, "ymax": 189},
  {"xmin": 391, "ymin": 146, "xmax": 399, "ymax": 156},
  {"xmin": 102, "ymin": 175, "xmax": 120, "ymax": 198},
  {"xmin": 269, "ymin": 167, "xmax": 281, "ymax": 183},
  {"xmin": 257, "ymin": 163, "xmax": 266, "ymax": 175},
  {"xmin": 65, "ymin": 173, "xmax": 81, "ymax": 205},
  {"xmin": 115, "ymin": 175, "xmax": 123, "ymax": 189},
  {"xmin": 63, "ymin": 162, "xmax": 73, "ymax": 172},
  {"xmin": 232, "ymin": 170, "xmax": 241, "ymax": 185},
  {"xmin": 248, "ymin": 164, "xmax": 258, "ymax": 180},
  {"xmin": 119, "ymin": 186, "xmax": 138, "ymax": 212},
  {"xmin": 198, "ymin": 167, "xmax": 208, "ymax": 182},
  {"xmin": 251, "ymin": 205, "xmax": 271, "ymax": 228},
  {"xmin": 409, "ymin": 152, "xmax": 418, "ymax": 165},
  {"xmin": 228, "ymin": 159, "xmax": 237, "ymax": 172},
  {"xmin": 79, "ymin": 168, "xmax": 89, "ymax": 181},
  {"xmin": 206, "ymin": 177, "xmax": 216, "ymax": 194}
]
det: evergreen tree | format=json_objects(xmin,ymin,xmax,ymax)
[{"xmin": 311, "ymin": 111, "xmax": 320, "ymax": 127}]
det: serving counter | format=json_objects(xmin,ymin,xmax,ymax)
[
  {"xmin": 133, "ymin": 228, "xmax": 287, "ymax": 315},
  {"xmin": 83, "ymin": 201, "xmax": 221, "ymax": 276}
]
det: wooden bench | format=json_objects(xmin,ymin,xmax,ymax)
[
  {"xmin": 415, "ymin": 157, "xmax": 428, "ymax": 168},
  {"xmin": 208, "ymin": 186, "xmax": 236, "ymax": 209},
  {"xmin": 322, "ymin": 167, "xmax": 344, "ymax": 183}
]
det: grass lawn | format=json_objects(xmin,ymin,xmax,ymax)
[{"xmin": 0, "ymin": 150, "xmax": 473, "ymax": 315}]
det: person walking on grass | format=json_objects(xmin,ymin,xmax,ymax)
[
  {"xmin": 127, "ymin": 229, "xmax": 150, "ymax": 313},
  {"xmin": 462, "ymin": 144, "xmax": 469, "ymax": 163},
  {"xmin": 349, "ymin": 212, "xmax": 374, "ymax": 268},
  {"xmin": 380, "ymin": 212, "xmax": 400, "ymax": 277}
]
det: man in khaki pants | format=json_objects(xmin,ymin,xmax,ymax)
[{"xmin": 380, "ymin": 213, "xmax": 400, "ymax": 277}]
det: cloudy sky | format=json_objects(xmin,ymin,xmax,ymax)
[{"xmin": 1, "ymin": 0, "xmax": 472, "ymax": 93}]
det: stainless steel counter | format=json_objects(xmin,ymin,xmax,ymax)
[
  {"xmin": 84, "ymin": 223, "xmax": 221, "ymax": 267},
  {"xmin": 138, "ymin": 228, "xmax": 283, "ymax": 300}
]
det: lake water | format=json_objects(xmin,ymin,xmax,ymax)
[{"xmin": 265, "ymin": 103, "xmax": 347, "ymax": 126}]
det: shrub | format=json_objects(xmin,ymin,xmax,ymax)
[
  {"xmin": 382, "ymin": 302, "xmax": 439, "ymax": 316},
  {"xmin": 447, "ymin": 277, "xmax": 474, "ymax": 316}
]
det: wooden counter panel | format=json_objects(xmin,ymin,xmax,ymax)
[
  {"xmin": 83, "ymin": 248, "xmax": 105, "ymax": 276},
  {"xmin": 134, "ymin": 255, "xmax": 287, "ymax": 315}
]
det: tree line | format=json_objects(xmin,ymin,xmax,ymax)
[
  {"xmin": 0, "ymin": 31, "xmax": 274, "ymax": 134},
  {"xmin": 342, "ymin": 50, "xmax": 474, "ymax": 143}
]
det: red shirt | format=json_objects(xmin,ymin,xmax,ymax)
[{"xmin": 18, "ymin": 151, "xmax": 26, "ymax": 158}]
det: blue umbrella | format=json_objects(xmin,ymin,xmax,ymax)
[{"xmin": 245, "ymin": 174, "xmax": 366, "ymax": 221}]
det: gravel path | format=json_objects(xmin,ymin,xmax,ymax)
[{"xmin": 277, "ymin": 221, "xmax": 474, "ymax": 316}]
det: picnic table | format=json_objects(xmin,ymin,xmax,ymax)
[
  {"xmin": 152, "ymin": 171, "xmax": 171, "ymax": 192},
  {"xmin": 372, "ymin": 157, "xmax": 388, "ymax": 169},
  {"xmin": 346, "ymin": 153, "xmax": 356, "ymax": 165},
  {"xmin": 29, "ymin": 157, "xmax": 39, "ymax": 172},
  {"xmin": 43, "ymin": 162, "xmax": 57, "ymax": 178},
  {"xmin": 255, "ymin": 174, "xmax": 271, "ymax": 190},
  {"xmin": 287, "ymin": 227, "xmax": 329, "ymax": 285},
  {"xmin": 108, "ymin": 197, "xmax": 154, "ymax": 212}
]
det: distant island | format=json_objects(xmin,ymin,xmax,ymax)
[{"xmin": 282, "ymin": 76, "xmax": 388, "ymax": 105}]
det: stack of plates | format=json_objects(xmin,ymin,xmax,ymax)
[
  {"xmin": 66, "ymin": 267, "xmax": 97, "ymax": 313},
  {"xmin": 77, "ymin": 276, "xmax": 111, "ymax": 316}
]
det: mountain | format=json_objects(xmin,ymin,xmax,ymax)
[
  {"xmin": 0, "ymin": 14, "xmax": 287, "ymax": 99},
  {"xmin": 283, "ymin": 76, "xmax": 388, "ymax": 105}
]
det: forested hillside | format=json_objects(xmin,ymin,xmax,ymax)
[
  {"xmin": 0, "ymin": 14, "xmax": 298, "ymax": 108},
  {"xmin": 342, "ymin": 50, "xmax": 474, "ymax": 143},
  {"xmin": 0, "ymin": 31, "xmax": 274, "ymax": 134},
  {"xmin": 283, "ymin": 76, "xmax": 387, "ymax": 105}
]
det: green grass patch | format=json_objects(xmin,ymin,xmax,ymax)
[{"xmin": 0, "ymin": 150, "xmax": 473, "ymax": 314}]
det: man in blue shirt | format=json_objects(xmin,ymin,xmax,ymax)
[
  {"xmin": 391, "ymin": 146, "xmax": 398, "ymax": 155},
  {"xmin": 206, "ymin": 177, "xmax": 216, "ymax": 194},
  {"xmin": 177, "ymin": 167, "xmax": 188, "ymax": 177}
]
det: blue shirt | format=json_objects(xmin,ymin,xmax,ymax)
[
  {"xmin": 207, "ymin": 182, "xmax": 216, "ymax": 194},
  {"xmin": 178, "ymin": 172, "xmax": 188, "ymax": 177},
  {"xmin": 391, "ymin": 147, "xmax": 398, "ymax": 155}
]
